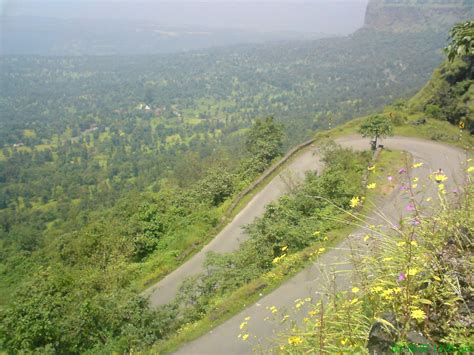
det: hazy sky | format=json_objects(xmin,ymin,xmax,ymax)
[
  {"xmin": 1, "ymin": 0, "xmax": 369, "ymax": 2},
  {"xmin": 1, "ymin": 0, "xmax": 370, "ymax": 34}
]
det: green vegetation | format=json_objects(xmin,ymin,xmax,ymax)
[
  {"xmin": 359, "ymin": 114, "xmax": 394, "ymax": 150},
  {"xmin": 151, "ymin": 145, "xmax": 373, "ymax": 352},
  {"xmin": 153, "ymin": 148, "xmax": 408, "ymax": 353},
  {"xmin": 244, "ymin": 116, "xmax": 284, "ymax": 174},
  {"xmin": 265, "ymin": 173, "xmax": 474, "ymax": 353},
  {"xmin": 325, "ymin": 34, "xmax": 473, "ymax": 146},
  {"xmin": 445, "ymin": 20, "xmax": 474, "ymax": 61},
  {"xmin": 0, "ymin": 29, "xmax": 447, "ymax": 149},
  {"xmin": 0, "ymin": 117, "xmax": 285, "ymax": 353},
  {"xmin": 0, "ymin": 17, "xmax": 472, "ymax": 355},
  {"xmin": 247, "ymin": 23, "xmax": 474, "ymax": 352}
]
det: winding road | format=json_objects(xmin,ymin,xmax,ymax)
[{"xmin": 144, "ymin": 135, "xmax": 467, "ymax": 354}]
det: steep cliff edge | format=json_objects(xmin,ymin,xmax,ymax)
[{"xmin": 364, "ymin": 0, "xmax": 474, "ymax": 31}]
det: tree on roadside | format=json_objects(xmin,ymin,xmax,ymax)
[
  {"xmin": 358, "ymin": 115, "xmax": 393, "ymax": 150},
  {"xmin": 245, "ymin": 116, "xmax": 284, "ymax": 169}
]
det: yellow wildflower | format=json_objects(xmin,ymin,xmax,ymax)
[
  {"xmin": 240, "ymin": 321, "xmax": 247, "ymax": 330},
  {"xmin": 318, "ymin": 247, "xmax": 326, "ymax": 253},
  {"xmin": 281, "ymin": 246, "xmax": 288, "ymax": 252},
  {"xmin": 413, "ymin": 162, "xmax": 423, "ymax": 168},
  {"xmin": 363, "ymin": 234, "xmax": 370, "ymax": 242},
  {"xmin": 288, "ymin": 336, "xmax": 303, "ymax": 345},
  {"xmin": 244, "ymin": 316, "xmax": 251, "ymax": 321},
  {"xmin": 341, "ymin": 338, "xmax": 348, "ymax": 346},
  {"xmin": 467, "ymin": 166, "xmax": 474, "ymax": 173},
  {"xmin": 426, "ymin": 197, "xmax": 432, "ymax": 202},
  {"xmin": 371, "ymin": 286, "xmax": 383, "ymax": 293},
  {"xmin": 412, "ymin": 183, "xmax": 418, "ymax": 189},
  {"xmin": 367, "ymin": 183, "xmax": 376, "ymax": 189},
  {"xmin": 406, "ymin": 267, "xmax": 420, "ymax": 277},
  {"xmin": 272, "ymin": 254, "xmax": 286, "ymax": 264},
  {"xmin": 350, "ymin": 298, "xmax": 359, "ymax": 305},
  {"xmin": 434, "ymin": 174, "xmax": 448, "ymax": 182},
  {"xmin": 383, "ymin": 257, "xmax": 393, "ymax": 261},
  {"xmin": 308, "ymin": 310, "xmax": 318, "ymax": 317},
  {"xmin": 410, "ymin": 308, "xmax": 426, "ymax": 322},
  {"xmin": 313, "ymin": 231, "xmax": 321, "ymax": 236},
  {"xmin": 368, "ymin": 165, "xmax": 376, "ymax": 171},
  {"xmin": 242, "ymin": 334, "xmax": 249, "ymax": 341},
  {"xmin": 381, "ymin": 289, "xmax": 394, "ymax": 300},
  {"xmin": 350, "ymin": 196, "xmax": 361, "ymax": 208},
  {"xmin": 397, "ymin": 241, "xmax": 406, "ymax": 247},
  {"xmin": 413, "ymin": 177, "xmax": 419, "ymax": 182},
  {"xmin": 352, "ymin": 287, "xmax": 360, "ymax": 294}
]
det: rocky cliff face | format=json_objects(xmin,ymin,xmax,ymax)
[{"xmin": 364, "ymin": 0, "xmax": 474, "ymax": 31}]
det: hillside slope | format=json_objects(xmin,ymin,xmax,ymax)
[
  {"xmin": 364, "ymin": 0, "xmax": 474, "ymax": 31},
  {"xmin": 409, "ymin": 55, "xmax": 473, "ymax": 132}
]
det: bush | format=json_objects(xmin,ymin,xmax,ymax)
[
  {"xmin": 195, "ymin": 168, "xmax": 236, "ymax": 206},
  {"xmin": 424, "ymin": 104, "xmax": 442, "ymax": 119}
]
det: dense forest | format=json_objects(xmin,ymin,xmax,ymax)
[{"xmin": 0, "ymin": 22, "xmax": 468, "ymax": 353}]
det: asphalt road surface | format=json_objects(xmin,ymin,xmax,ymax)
[{"xmin": 146, "ymin": 136, "xmax": 467, "ymax": 354}]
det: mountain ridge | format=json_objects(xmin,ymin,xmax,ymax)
[{"xmin": 364, "ymin": 0, "xmax": 474, "ymax": 31}]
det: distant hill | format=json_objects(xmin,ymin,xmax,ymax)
[
  {"xmin": 1, "ymin": 1, "xmax": 367, "ymax": 34},
  {"xmin": 0, "ymin": 1, "xmax": 368, "ymax": 55},
  {"xmin": 364, "ymin": 0, "xmax": 474, "ymax": 31},
  {"xmin": 0, "ymin": 17, "xmax": 326, "ymax": 56}
]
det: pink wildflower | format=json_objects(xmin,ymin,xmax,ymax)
[
  {"xmin": 405, "ymin": 203, "xmax": 415, "ymax": 212},
  {"xmin": 410, "ymin": 218, "xmax": 420, "ymax": 226}
]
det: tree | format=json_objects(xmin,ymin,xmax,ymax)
[
  {"xmin": 245, "ymin": 116, "xmax": 284, "ymax": 168},
  {"xmin": 358, "ymin": 115, "xmax": 393, "ymax": 150},
  {"xmin": 195, "ymin": 168, "xmax": 235, "ymax": 206},
  {"xmin": 445, "ymin": 21, "xmax": 474, "ymax": 62}
]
